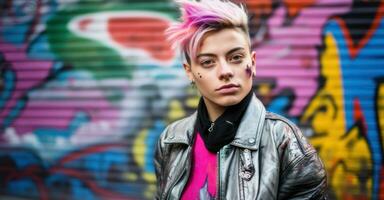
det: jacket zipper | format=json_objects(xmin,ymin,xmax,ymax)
[{"xmin": 208, "ymin": 122, "xmax": 215, "ymax": 133}]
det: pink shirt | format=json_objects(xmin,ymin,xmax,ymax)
[{"xmin": 181, "ymin": 132, "xmax": 217, "ymax": 200}]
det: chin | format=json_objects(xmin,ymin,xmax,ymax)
[{"xmin": 215, "ymin": 95, "xmax": 243, "ymax": 107}]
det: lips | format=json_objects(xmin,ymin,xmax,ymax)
[{"xmin": 215, "ymin": 83, "xmax": 240, "ymax": 93}]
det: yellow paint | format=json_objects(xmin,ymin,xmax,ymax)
[
  {"xmin": 186, "ymin": 96, "xmax": 199, "ymax": 108},
  {"xmin": 301, "ymin": 33, "xmax": 372, "ymax": 199},
  {"xmin": 379, "ymin": 83, "xmax": 384, "ymax": 148},
  {"xmin": 186, "ymin": 87, "xmax": 200, "ymax": 109},
  {"xmin": 133, "ymin": 129, "xmax": 148, "ymax": 168},
  {"xmin": 145, "ymin": 184, "xmax": 156, "ymax": 199},
  {"xmin": 123, "ymin": 172, "xmax": 138, "ymax": 181},
  {"xmin": 258, "ymin": 84, "xmax": 271, "ymax": 96},
  {"xmin": 167, "ymin": 100, "xmax": 186, "ymax": 122},
  {"xmin": 143, "ymin": 172, "xmax": 156, "ymax": 182}
]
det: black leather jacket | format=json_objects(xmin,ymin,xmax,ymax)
[{"xmin": 154, "ymin": 95, "xmax": 327, "ymax": 199}]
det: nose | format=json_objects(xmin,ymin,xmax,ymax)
[{"xmin": 218, "ymin": 61, "xmax": 234, "ymax": 81}]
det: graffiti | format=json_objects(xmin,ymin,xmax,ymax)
[
  {"xmin": 247, "ymin": 0, "xmax": 353, "ymax": 117},
  {"xmin": 301, "ymin": 1, "xmax": 384, "ymax": 199},
  {"xmin": 1, "ymin": 0, "xmax": 384, "ymax": 199},
  {"xmin": 1, "ymin": 0, "xmax": 181, "ymax": 199}
]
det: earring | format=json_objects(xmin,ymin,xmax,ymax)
[{"xmin": 190, "ymin": 80, "xmax": 196, "ymax": 88}]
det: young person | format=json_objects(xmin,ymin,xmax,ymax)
[{"xmin": 154, "ymin": 0, "xmax": 327, "ymax": 199}]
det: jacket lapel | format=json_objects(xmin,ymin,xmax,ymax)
[
  {"xmin": 230, "ymin": 95, "xmax": 266, "ymax": 150},
  {"xmin": 163, "ymin": 112, "xmax": 196, "ymax": 146}
]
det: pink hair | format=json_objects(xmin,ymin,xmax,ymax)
[{"xmin": 165, "ymin": 0, "xmax": 249, "ymax": 64}]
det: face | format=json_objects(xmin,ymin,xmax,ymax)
[{"xmin": 184, "ymin": 28, "xmax": 256, "ymax": 112}]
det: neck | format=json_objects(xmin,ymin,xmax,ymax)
[{"xmin": 202, "ymin": 97, "xmax": 226, "ymax": 122}]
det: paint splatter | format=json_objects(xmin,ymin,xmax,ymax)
[{"xmin": 245, "ymin": 64, "xmax": 252, "ymax": 78}]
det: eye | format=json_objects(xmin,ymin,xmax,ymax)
[
  {"xmin": 199, "ymin": 59, "xmax": 215, "ymax": 68},
  {"xmin": 229, "ymin": 54, "xmax": 244, "ymax": 64}
]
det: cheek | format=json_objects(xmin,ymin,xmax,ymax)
[
  {"xmin": 195, "ymin": 75, "xmax": 215, "ymax": 91},
  {"xmin": 196, "ymin": 81, "xmax": 213, "ymax": 96},
  {"xmin": 245, "ymin": 64, "xmax": 252, "ymax": 78}
]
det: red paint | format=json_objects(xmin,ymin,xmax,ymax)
[
  {"xmin": 283, "ymin": 0, "xmax": 316, "ymax": 17},
  {"xmin": 1, "ymin": 143, "xmax": 135, "ymax": 200},
  {"xmin": 79, "ymin": 18, "xmax": 92, "ymax": 31},
  {"xmin": 50, "ymin": 168, "xmax": 135, "ymax": 200},
  {"xmin": 239, "ymin": 0, "xmax": 273, "ymax": 18},
  {"xmin": 335, "ymin": 2, "xmax": 384, "ymax": 58},
  {"xmin": 353, "ymin": 98, "xmax": 367, "ymax": 136},
  {"xmin": 3, "ymin": 166, "xmax": 48, "ymax": 200},
  {"xmin": 108, "ymin": 16, "xmax": 175, "ymax": 62}
]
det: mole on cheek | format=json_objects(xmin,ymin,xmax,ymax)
[{"xmin": 197, "ymin": 72, "xmax": 202, "ymax": 78}]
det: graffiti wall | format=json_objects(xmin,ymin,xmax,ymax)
[{"xmin": 0, "ymin": 0, "xmax": 383, "ymax": 199}]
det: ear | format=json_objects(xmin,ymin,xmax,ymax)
[
  {"xmin": 183, "ymin": 63, "xmax": 195, "ymax": 82},
  {"xmin": 251, "ymin": 51, "xmax": 256, "ymax": 76}
]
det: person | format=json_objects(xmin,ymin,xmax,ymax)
[{"xmin": 154, "ymin": 0, "xmax": 327, "ymax": 199}]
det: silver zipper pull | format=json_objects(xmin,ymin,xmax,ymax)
[
  {"xmin": 208, "ymin": 122, "xmax": 215, "ymax": 133},
  {"xmin": 239, "ymin": 149, "xmax": 255, "ymax": 181}
]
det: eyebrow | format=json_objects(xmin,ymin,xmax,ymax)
[
  {"xmin": 196, "ymin": 47, "xmax": 246, "ymax": 59},
  {"xmin": 226, "ymin": 47, "xmax": 246, "ymax": 55}
]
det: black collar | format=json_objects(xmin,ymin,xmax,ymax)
[{"xmin": 195, "ymin": 91, "xmax": 253, "ymax": 152}]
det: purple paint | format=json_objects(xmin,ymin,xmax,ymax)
[
  {"xmin": 253, "ymin": 0, "xmax": 352, "ymax": 115},
  {"xmin": 0, "ymin": 39, "xmax": 119, "ymax": 140},
  {"xmin": 245, "ymin": 64, "xmax": 253, "ymax": 78}
]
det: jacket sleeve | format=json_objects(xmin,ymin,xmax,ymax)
[
  {"xmin": 154, "ymin": 127, "xmax": 168, "ymax": 200},
  {"xmin": 277, "ymin": 122, "xmax": 327, "ymax": 200}
]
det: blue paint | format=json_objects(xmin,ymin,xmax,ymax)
[
  {"xmin": 0, "ymin": 69, "xmax": 15, "ymax": 111},
  {"xmin": 324, "ymin": 17, "xmax": 384, "ymax": 200},
  {"xmin": 35, "ymin": 111, "xmax": 89, "ymax": 139},
  {"xmin": 7, "ymin": 179, "xmax": 40, "ymax": 198},
  {"xmin": 3, "ymin": 98, "xmax": 26, "ymax": 129},
  {"xmin": 145, "ymin": 120, "xmax": 165, "ymax": 173}
]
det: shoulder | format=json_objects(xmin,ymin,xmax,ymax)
[
  {"xmin": 264, "ymin": 111, "xmax": 300, "ymax": 133},
  {"xmin": 158, "ymin": 112, "xmax": 196, "ymax": 143},
  {"xmin": 263, "ymin": 111, "xmax": 315, "ymax": 158},
  {"xmin": 263, "ymin": 113, "xmax": 327, "ymax": 198}
]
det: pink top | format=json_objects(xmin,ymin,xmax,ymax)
[{"xmin": 181, "ymin": 132, "xmax": 218, "ymax": 200}]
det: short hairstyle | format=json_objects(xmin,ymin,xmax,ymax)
[{"xmin": 165, "ymin": 0, "xmax": 249, "ymax": 64}]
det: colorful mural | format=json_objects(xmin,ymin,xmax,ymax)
[
  {"xmin": 1, "ymin": 0, "xmax": 383, "ymax": 199},
  {"xmin": 301, "ymin": 1, "xmax": 384, "ymax": 199}
]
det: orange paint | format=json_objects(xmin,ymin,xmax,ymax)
[
  {"xmin": 283, "ymin": 0, "xmax": 316, "ymax": 17},
  {"xmin": 335, "ymin": 2, "xmax": 384, "ymax": 58},
  {"xmin": 108, "ymin": 16, "xmax": 175, "ymax": 62},
  {"xmin": 239, "ymin": 0, "xmax": 273, "ymax": 17}
]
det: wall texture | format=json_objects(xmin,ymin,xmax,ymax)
[{"xmin": 1, "ymin": 0, "xmax": 383, "ymax": 199}]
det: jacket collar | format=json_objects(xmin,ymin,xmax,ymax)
[{"xmin": 164, "ymin": 94, "xmax": 266, "ymax": 150}]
